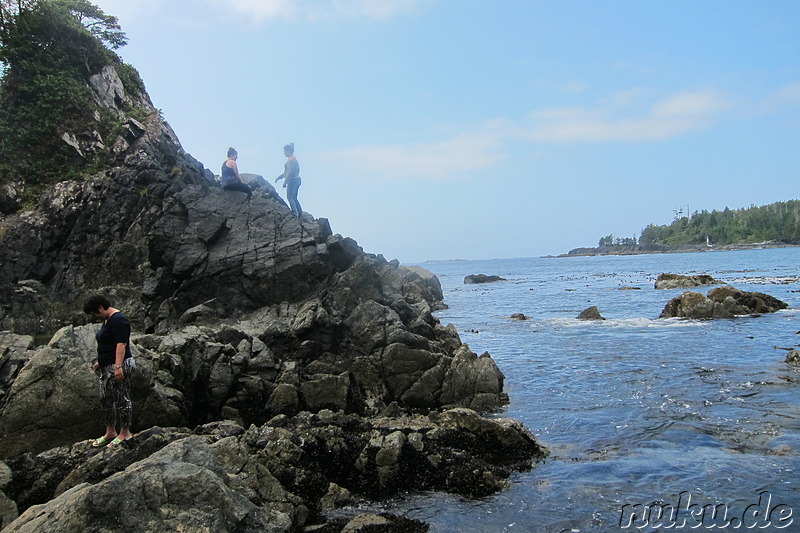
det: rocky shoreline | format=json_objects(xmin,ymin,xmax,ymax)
[
  {"xmin": 556, "ymin": 241, "xmax": 800, "ymax": 257},
  {"xmin": 0, "ymin": 62, "xmax": 548, "ymax": 532}
]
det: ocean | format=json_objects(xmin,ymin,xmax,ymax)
[{"xmin": 376, "ymin": 248, "xmax": 800, "ymax": 532}]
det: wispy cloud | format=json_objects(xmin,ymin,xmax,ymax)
[
  {"xmin": 527, "ymin": 90, "xmax": 730, "ymax": 142},
  {"xmin": 90, "ymin": 0, "xmax": 161, "ymax": 21},
  {"xmin": 324, "ymin": 129, "xmax": 505, "ymax": 181},
  {"xmin": 207, "ymin": 0, "xmax": 428, "ymax": 22},
  {"xmin": 325, "ymin": 90, "xmax": 732, "ymax": 181}
]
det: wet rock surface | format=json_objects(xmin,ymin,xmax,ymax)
[
  {"xmin": 659, "ymin": 285, "xmax": 789, "ymax": 319},
  {"xmin": 464, "ymin": 274, "xmax": 506, "ymax": 284},
  {"xmin": 2, "ymin": 411, "xmax": 546, "ymax": 532},
  {"xmin": 654, "ymin": 273, "xmax": 722, "ymax": 290},
  {"xmin": 577, "ymin": 306, "xmax": 606, "ymax": 320}
]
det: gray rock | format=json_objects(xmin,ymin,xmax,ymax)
[
  {"xmin": 3, "ymin": 407, "xmax": 547, "ymax": 532},
  {"xmin": 654, "ymin": 273, "xmax": 721, "ymax": 290},
  {"xmin": 464, "ymin": 274, "xmax": 506, "ymax": 284},
  {"xmin": 0, "ymin": 332, "xmax": 34, "ymax": 409},
  {"xmin": 0, "ymin": 461, "xmax": 15, "ymax": 528},
  {"xmin": 659, "ymin": 285, "xmax": 788, "ymax": 319},
  {"xmin": 319, "ymin": 482, "xmax": 353, "ymax": 511},
  {"xmin": 4, "ymin": 437, "xmax": 295, "ymax": 533},
  {"xmin": 267, "ymin": 383, "xmax": 300, "ymax": 417},
  {"xmin": 0, "ymin": 490, "xmax": 17, "ymax": 530},
  {"xmin": 577, "ymin": 306, "xmax": 606, "ymax": 320},
  {"xmin": 300, "ymin": 373, "xmax": 350, "ymax": 411},
  {"xmin": 440, "ymin": 345, "xmax": 506, "ymax": 411}
]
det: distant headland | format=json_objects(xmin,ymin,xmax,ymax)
[
  {"xmin": 556, "ymin": 200, "xmax": 800, "ymax": 257},
  {"xmin": 557, "ymin": 240, "xmax": 799, "ymax": 257}
]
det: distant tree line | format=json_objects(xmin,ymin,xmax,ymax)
[{"xmin": 598, "ymin": 200, "xmax": 800, "ymax": 248}]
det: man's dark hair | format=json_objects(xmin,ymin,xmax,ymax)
[{"xmin": 83, "ymin": 294, "xmax": 111, "ymax": 314}]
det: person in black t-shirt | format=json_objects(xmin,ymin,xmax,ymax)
[{"xmin": 83, "ymin": 295, "xmax": 136, "ymax": 448}]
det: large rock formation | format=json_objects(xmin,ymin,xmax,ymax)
[
  {"xmin": 0, "ymin": 58, "xmax": 545, "ymax": 531},
  {"xmin": 659, "ymin": 285, "xmax": 788, "ymax": 319}
]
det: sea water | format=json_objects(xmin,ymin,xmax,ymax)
[{"xmin": 377, "ymin": 248, "xmax": 800, "ymax": 532}]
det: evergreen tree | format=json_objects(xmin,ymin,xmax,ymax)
[
  {"xmin": 603, "ymin": 201, "xmax": 800, "ymax": 248},
  {"xmin": 0, "ymin": 0, "xmax": 137, "ymax": 207}
]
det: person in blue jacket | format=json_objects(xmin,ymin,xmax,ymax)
[{"xmin": 84, "ymin": 295, "xmax": 136, "ymax": 448}]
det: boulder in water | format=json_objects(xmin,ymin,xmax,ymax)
[{"xmin": 654, "ymin": 273, "xmax": 721, "ymax": 290}]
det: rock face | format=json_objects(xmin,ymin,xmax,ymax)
[
  {"xmin": 2, "ymin": 410, "xmax": 546, "ymax": 532},
  {"xmin": 659, "ymin": 285, "xmax": 788, "ymax": 319},
  {"xmin": 464, "ymin": 274, "xmax": 506, "ymax": 284},
  {"xmin": 654, "ymin": 273, "xmax": 721, "ymax": 290},
  {"xmin": 0, "ymin": 318, "xmax": 508, "ymax": 457},
  {"xmin": 0, "ymin": 61, "xmax": 544, "ymax": 531}
]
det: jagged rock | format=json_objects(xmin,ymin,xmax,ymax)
[
  {"xmin": 654, "ymin": 273, "xmax": 721, "ymax": 290},
  {"xmin": 707, "ymin": 285, "xmax": 788, "ymax": 314},
  {"xmin": 786, "ymin": 350, "xmax": 800, "ymax": 365},
  {"xmin": 3, "ymin": 412, "xmax": 546, "ymax": 532},
  {"xmin": 0, "ymin": 182, "xmax": 23, "ymax": 215},
  {"xmin": 439, "ymin": 346, "xmax": 506, "ymax": 411},
  {"xmin": 319, "ymin": 482, "xmax": 353, "ymax": 511},
  {"xmin": 403, "ymin": 265, "xmax": 447, "ymax": 311},
  {"xmin": 659, "ymin": 285, "xmax": 788, "ymax": 319},
  {"xmin": 0, "ymin": 312, "xmax": 509, "ymax": 457},
  {"xmin": 179, "ymin": 301, "xmax": 217, "ymax": 323},
  {"xmin": 0, "ymin": 461, "xmax": 18, "ymax": 528},
  {"xmin": 577, "ymin": 306, "xmax": 605, "ymax": 320},
  {"xmin": 5, "ymin": 436, "xmax": 297, "ymax": 533},
  {"xmin": 464, "ymin": 274, "xmax": 506, "ymax": 284},
  {"xmin": 0, "ymin": 333, "xmax": 34, "ymax": 408}
]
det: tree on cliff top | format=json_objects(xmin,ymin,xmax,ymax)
[{"xmin": 0, "ymin": 0, "xmax": 139, "ymax": 209}]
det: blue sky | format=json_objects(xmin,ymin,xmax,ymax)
[{"xmin": 91, "ymin": 0, "xmax": 799, "ymax": 262}]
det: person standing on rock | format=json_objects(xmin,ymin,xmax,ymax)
[
  {"xmin": 221, "ymin": 147, "xmax": 252, "ymax": 199},
  {"xmin": 83, "ymin": 295, "xmax": 135, "ymax": 448},
  {"xmin": 275, "ymin": 142, "xmax": 302, "ymax": 216}
]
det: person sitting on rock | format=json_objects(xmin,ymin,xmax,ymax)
[{"xmin": 221, "ymin": 147, "xmax": 252, "ymax": 199}]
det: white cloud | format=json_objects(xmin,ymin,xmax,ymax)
[
  {"xmin": 207, "ymin": 0, "xmax": 427, "ymax": 22},
  {"xmin": 331, "ymin": 0, "xmax": 426, "ymax": 19},
  {"xmin": 207, "ymin": 0, "xmax": 293, "ymax": 22},
  {"xmin": 527, "ymin": 90, "xmax": 729, "ymax": 142},
  {"xmin": 90, "ymin": 0, "xmax": 161, "ymax": 21},
  {"xmin": 325, "ymin": 130, "xmax": 505, "ymax": 181},
  {"xmin": 324, "ymin": 89, "xmax": 732, "ymax": 182}
]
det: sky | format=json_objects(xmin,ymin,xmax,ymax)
[{"xmin": 89, "ymin": 0, "xmax": 799, "ymax": 263}]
